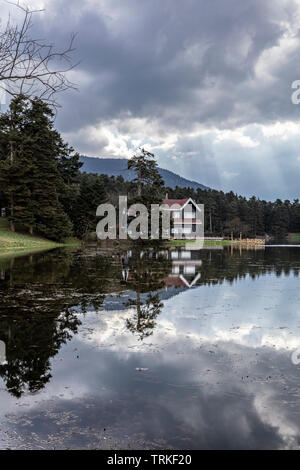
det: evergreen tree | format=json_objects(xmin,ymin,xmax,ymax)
[
  {"xmin": 0, "ymin": 96, "xmax": 81, "ymax": 241},
  {"xmin": 57, "ymin": 146, "xmax": 83, "ymax": 221},
  {"xmin": 0, "ymin": 96, "xmax": 32, "ymax": 232},
  {"xmin": 73, "ymin": 173, "xmax": 107, "ymax": 239},
  {"xmin": 128, "ymin": 148, "xmax": 164, "ymax": 203},
  {"xmin": 270, "ymin": 199, "xmax": 290, "ymax": 238},
  {"xmin": 290, "ymin": 199, "xmax": 300, "ymax": 233},
  {"xmin": 21, "ymin": 99, "xmax": 74, "ymax": 241}
]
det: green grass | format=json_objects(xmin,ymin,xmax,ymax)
[
  {"xmin": 63, "ymin": 237, "xmax": 82, "ymax": 247},
  {"xmin": 0, "ymin": 229, "xmax": 61, "ymax": 251},
  {"xmin": 288, "ymin": 233, "xmax": 300, "ymax": 243},
  {"xmin": 203, "ymin": 240, "xmax": 236, "ymax": 246},
  {"xmin": 0, "ymin": 218, "xmax": 81, "ymax": 253},
  {"xmin": 167, "ymin": 239, "xmax": 235, "ymax": 247}
]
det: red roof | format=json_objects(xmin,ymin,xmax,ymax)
[
  {"xmin": 162, "ymin": 198, "xmax": 189, "ymax": 208},
  {"xmin": 163, "ymin": 276, "xmax": 187, "ymax": 287}
]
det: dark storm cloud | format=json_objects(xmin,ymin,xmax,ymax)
[
  {"xmin": 16, "ymin": 0, "xmax": 300, "ymax": 198},
  {"xmin": 32, "ymin": 0, "xmax": 298, "ymax": 131}
]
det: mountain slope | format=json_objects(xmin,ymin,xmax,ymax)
[{"xmin": 80, "ymin": 156, "xmax": 210, "ymax": 191}]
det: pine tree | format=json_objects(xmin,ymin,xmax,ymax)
[
  {"xmin": 270, "ymin": 199, "xmax": 290, "ymax": 238},
  {"xmin": 128, "ymin": 148, "xmax": 164, "ymax": 203},
  {"xmin": 73, "ymin": 173, "xmax": 107, "ymax": 239},
  {"xmin": 0, "ymin": 96, "xmax": 34, "ymax": 232},
  {"xmin": 290, "ymin": 200, "xmax": 300, "ymax": 233},
  {"xmin": 21, "ymin": 99, "xmax": 73, "ymax": 241},
  {"xmin": 0, "ymin": 96, "xmax": 81, "ymax": 241},
  {"xmin": 57, "ymin": 146, "xmax": 83, "ymax": 221}
]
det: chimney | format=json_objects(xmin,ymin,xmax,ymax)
[{"xmin": 165, "ymin": 193, "xmax": 168, "ymax": 200}]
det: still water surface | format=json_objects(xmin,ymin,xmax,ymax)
[{"xmin": 0, "ymin": 244, "xmax": 299, "ymax": 449}]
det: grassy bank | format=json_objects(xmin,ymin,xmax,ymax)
[
  {"xmin": 288, "ymin": 233, "xmax": 300, "ymax": 243},
  {"xmin": 0, "ymin": 218, "xmax": 81, "ymax": 253},
  {"xmin": 167, "ymin": 239, "xmax": 235, "ymax": 247}
]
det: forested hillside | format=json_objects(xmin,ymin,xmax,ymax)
[
  {"xmin": 78, "ymin": 172, "xmax": 300, "ymax": 239},
  {"xmin": 0, "ymin": 97, "xmax": 299, "ymax": 242}
]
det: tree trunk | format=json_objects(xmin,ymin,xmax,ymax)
[
  {"xmin": 138, "ymin": 161, "xmax": 142, "ymax": 197},
  {"xmin": 9, "ymin": 115, "xmax": 15, "ymax": 232},
  {"xmin": 136, "ymin": 290, "xmax": 141, "ymax": 332},
  {"xmin": 10, "ymin": 194, "xmax": 15, "ymax": 233},
  {"xmin": 9, "ymin": 258, "xmax": 15, "ymax": 287}
]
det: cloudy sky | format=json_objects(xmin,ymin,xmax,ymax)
[{"xmin": 3, "ymin": 0, "xmax": 300, "ymax": 200}]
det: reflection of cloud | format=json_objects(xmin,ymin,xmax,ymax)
[
  {"xmin": 1, "ymin": 265, "xmax": 300, "ymax": 448},
  {"xmin": 80, "ymin": 308, "xmax": 300, "ymax": 354},
  {"xmin": 73, "ymin": 309, "xmax": 300, "ymax": 449},
  {"xmin": 254, "ymin": 390, "xmax": 300, "ymax": 450},
  {"xmin": 77, "ymin": 274, "xmax": 300, "ymax": 355},
  {"xmin": 1, "ymin": 298, "xmax": 299, "ymax": 449}
]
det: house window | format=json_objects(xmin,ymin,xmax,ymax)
[
  {"xmin": 183, "ymin": 203, "xmax": 196, "ymax": 219},
  {"xmin": 181, "ymin": 251, "xmax": 191, "ymax": 259},
  {"xmin": 183, "ymin": 211, "xmax": 193, "ymax": 219},
  {"xmin": 172, "ymin": 211, "xmax": 181, "ymax": 219},
  {"xmin": 184, "ymin": 266, "xmax": 196, "ymax": 275},
  {"xmin": 171, "ymin": 251, "xmax": 179, "ymax": 259}
]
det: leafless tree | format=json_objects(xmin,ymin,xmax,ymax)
[{"xmin": 0, "ymin": 0, "xmax": 78, "ymax": 107}]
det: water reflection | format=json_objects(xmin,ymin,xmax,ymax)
[
  {"xmin": 121, "ymin": 250, "xmax": 170, "ymax": 340},
  {"xmin": 0, "ymin": 245, "xmax": 299, "ymax": 449}
]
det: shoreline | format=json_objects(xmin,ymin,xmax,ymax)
[
  {"xmin": 0, "ymin": 218, "xmax": 79, "ymax": 255},
  {"xmin": 0, "ymin": 230, "xmax": 81, "ymax": 256},
  {"xmin": 0, "ymin": 241, "xmax": 81, "ymax": 256}
]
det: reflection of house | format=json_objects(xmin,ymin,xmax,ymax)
[
  {"xmin": 162, "ymin": 197, "xmax": 202, "ymax": 239},
  {"xmin": 164, "ymin": 249, "xmax": 203, "ymax": 288},
  {"xmin": 123, "ymin": 248, "xmax": 203, "ymax": 288},
  {"xmin": 0, "ymin": 340, "xmax": 6, "ymax": 365}
]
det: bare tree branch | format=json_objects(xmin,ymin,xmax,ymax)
[{"xmin": 0, "ymin": 0, "xmax": 79, "ymax": 108}]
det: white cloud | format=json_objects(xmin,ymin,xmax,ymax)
[
  {"xmin": 215, "ymin": 129, "xmax": 259, "ymax": 148},
  {"xmin": 4, "ymin": 0, "xmax": 300, "ymax": 198}
]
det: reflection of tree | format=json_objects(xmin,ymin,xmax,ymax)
[
  {"xmin": 197, "ymin": 246, "xmax": 300, "ymax": 286},
  {"xmin": 122, "ymin": 249, "xmax": 171, "ymax": 340},
  {"xmin": 126, "ymin": 293, "xmax": 163, "ymax": 341},
  {"xmin": 0, "ymin": 244, "xmax": 299, "ymax": 397},
  {"xmin": 123, "ymin": 247, "xmax": 300, "ymax": 341},
  {"xmin": 0, "ymin": 309, "xmax": 80, "ymax": 398},
  {"xmin": 0, "ymin": 247, "xmax": 122, "ymax": 398}
]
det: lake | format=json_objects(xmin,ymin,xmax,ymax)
[{"xmin": 0, "ymin": 244, "xmax": 299, "ymax": 450}]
